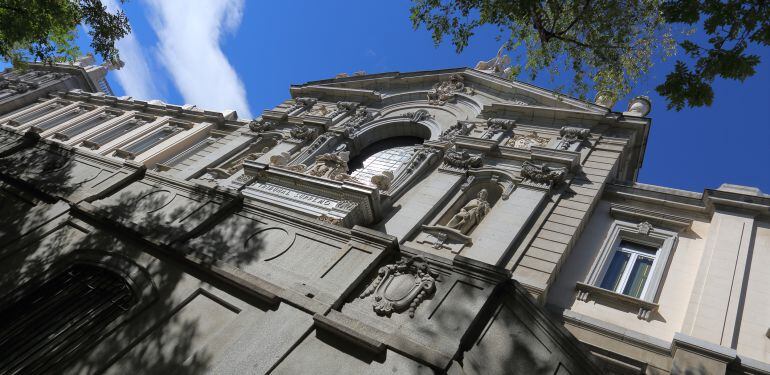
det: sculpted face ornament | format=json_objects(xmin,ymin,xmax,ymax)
[
  {"xmin": 446, "ymin": 189, "xmax": 491, "ymax": 234},
  {"xmin": 360, "ymin": 256, "xmax": 438, "ymax": 318}
]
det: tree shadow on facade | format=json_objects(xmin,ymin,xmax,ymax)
[{"xmin": 0, "ymin": 138, "xmax": 271, "ymax": 374}]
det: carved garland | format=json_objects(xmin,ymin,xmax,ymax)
[
  {"xmin": 520, "ymin": 161, "xmax": 566, "ymax": 188},
  {"xmin": 360, "ymin": 256, "xmax": 438, "ymax": 318},
  {"xmin": 443, "ymin": 144, "xmax": 483, "ymax": 169}
]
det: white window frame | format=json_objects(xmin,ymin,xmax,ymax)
[
  {"xmin": 585, "ymin": 220, "xmax": 678, "ymax": 303},
  {"xmin": 598, "ymin": 241, "xmax": 660, "ymax": 300}
]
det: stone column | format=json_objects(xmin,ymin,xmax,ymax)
[{"xmin": 682, "ymin": 206, "xmax": 756, "ymax": 347}]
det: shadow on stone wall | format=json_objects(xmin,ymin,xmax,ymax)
[{"xmin": 0, "ymin": 136, "xmax": 269, "ymax": 374}]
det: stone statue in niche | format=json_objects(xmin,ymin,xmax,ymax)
[
  {"xmin": 445, "ymin": 189, "xmax": 491, "ymax": 234},
  {"xmin": 359, "ymin": 256, "xmax": 438, "ymax": 318}
]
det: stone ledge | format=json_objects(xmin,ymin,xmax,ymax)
[{"xmin": 575, "ymin": 282, "xmax": 659, "ymax": 320}]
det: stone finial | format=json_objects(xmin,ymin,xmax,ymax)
[
  {"xmin": 625, "ymin": 96, "xmax": 651, "ymax": 117},
  {"xmin": 594, "ymin": 91, "xmax": 616, "ymax": 108}
]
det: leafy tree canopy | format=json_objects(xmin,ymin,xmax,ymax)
[
  {"xmin": 0, "ymin": 0, "xmax": 130, "ymax": 68},
  {"xmin": 410, "ymin": 0, "xmax": 769, "ymax": 110}
]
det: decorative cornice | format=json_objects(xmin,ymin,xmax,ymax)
[{"xmin": 608, "ymin": 203, "xmax": 693, "ymax": 231}]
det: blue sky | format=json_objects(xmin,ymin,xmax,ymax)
[{"xmin": 77, "ymin": 1, "xmax": 770, "ymax": 193}]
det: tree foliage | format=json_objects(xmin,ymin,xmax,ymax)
[
  {"xmin": 410, "ymin": 0, "xmax": 769, "ymax": 110},
  {"xmin": 0, "ymin": 0, "xmax": 130, "ymax": 67}
]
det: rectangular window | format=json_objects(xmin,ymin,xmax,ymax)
[
  {"xmin": 3, "ymin": 100, "xmax": 70, "ymax": 127},
  {"xmin": 53, "ymin": 109, "xmax": 122, "ymax": 141},
  {"xmin": 81, "ymin": 116, "xmax": 153, "ymax": 149},
  {"xmin": 115, "ymin": 125, "xmax": 183, "ymax": 159},
  {"xmin": 599, "ymin": 241, "xmax": 658, "ymax": 299},
  {"xmin": 30, "ymin": 105, "xmax": 93, "ymax": 132}
]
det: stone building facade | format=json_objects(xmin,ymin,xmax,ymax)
[{"xmin": 0, "ymin": 60, "xmax": 768, "ymax": 375}]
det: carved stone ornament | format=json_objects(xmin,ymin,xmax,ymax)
[
  {"xmin": 288, "ymin": 97, "xmax": 317, "ymax": 112},
  {"xmin": 474, "ymin": 44, "xmax": 513, "ymax": 78},
  {"xmin": 305, "ymin": 151, "xmax": 359, "ymax": 182},
  {"xmin": 510, "ymin": 94, "xmax": 537, "ymax": 106},
  {"xmin": 520, "ymin": 161, "xmax": 566, "ymax": 187},
  {"xmin": 557, "ymin": 126, "xmax": 591, "ymax": 150},
  {"xmin": 439, "ymin": 122, "xmax": 471, "ymax": 142},
  {"xmin": 507, "ymin": 132, "xmax": 549, "ymax": 150},
  {"xmin": 482, "ymin": 118, "xmax": 515, "ymax": 139},
  {"xmin": 330, "ymin": 101, "xmax": 359, "ymax": 117},
  {"xmin": 269, "ymin": 151, "xmax": 293, "ymax": 166},
  {"xmin": 306, "ymin": 104, "xmax": 331, "ymax": 117},
  {"xmin": 427, "ymin": 73, "xmax": 469, "ymax": 105},
  {"xmin": 288, "ymin": 124, "xmax": 317, "ymax": 142},
  {"xmin": 370, "ymin": 171, "xmax": 394, "ymax": 190},
  {"xmin": 445, "ymin": 188, "xmax": 491, "ymax": 234},
  {"xmin": 342, "ymin": 107, "xmax": 374, "ymax": 136},
  {"xmin": 400, "ymin": 109, "xmax": 432, "ymax": 123},
  {"xmin": 637, "ymin": 221, "xmax": 654, "ymax": 235},
  {"xmin": 443, "ymin": 144, "xmax": 483, "ymax": 169},
  {"xmin": 249, "ymin": 118, "xmax": 276, "ymax": 133},
  {"xmin": 318, "ymin": 214, "xmax": 343, "ymax": 226},
  {"xmin": 359, "ymin": 256, "xmax": 438, "ymax": 318}
]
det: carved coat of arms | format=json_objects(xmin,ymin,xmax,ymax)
[{"xmin": 360, "ymin": 256, "xmax": 438, "ymax": 318}]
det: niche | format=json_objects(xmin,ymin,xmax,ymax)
[{"xmin": 415, "ymin": 181, "xmax": 504, "ymax": 254}]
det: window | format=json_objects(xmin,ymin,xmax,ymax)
[
  {"xmin": 577, "ymin": 217, "xmax": 683, "ymax": 320},
  {"xmin": 0, "ymin": 264, "xmax": 136, "ymax": 374},
  {"xmin": 599, "ymin": 241, "xmax": 659, "ymax": 299},
  {"xmin": 350, "ymin": 146, "xmax": 415, "ymax": 183}
]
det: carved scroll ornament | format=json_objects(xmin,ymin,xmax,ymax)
[
  {"xmin": 443, "ymin": 145, "xmax": 483, "ymax": 169},
  {"xmin": 360, "ymin": 256, "xmax": 438, "ymax": 318},
  {"xmin": 288, "ymin": 124, "xmax": 317, "ymax": 142},
  {"xmin": 288, "ymin": 97, "xmax": 317, "ymax": 112},
  {"xmin": 439, "ymin": 122, "xmax": 471, "ymax": 142}
]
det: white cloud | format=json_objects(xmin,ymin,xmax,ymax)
[
  {"xmin": 100, "ymin": 0, "xmax": 158, "ymax": 100},
  {"xmin": 144, "ymin": 0, "xmax": 252, "ymax": 118}
]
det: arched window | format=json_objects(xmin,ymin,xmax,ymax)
[
  {"xmin": 0, "ymin": 264, "xmax": 136, "ymax": 374},
  {"xmin": 349, "ymin": 136, "xmax": 423, "ymax": 183}
]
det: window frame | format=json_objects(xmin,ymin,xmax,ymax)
[{"xmin": 585, "ymin": 220, "xmax": 678, "ymax": 304}]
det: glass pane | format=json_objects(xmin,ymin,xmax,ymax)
[
  {"xmin": 55, "ymin": 110, "xmax": 121, "ymax": 140},
  {"xmin": 120, "ymin": 126, "xmax": 182, "ymax": 156},
  {"xmin": 349, "ymin": 146, "xmax": 415, "ymax": 183},
  {"xmin": 600, "ymin": 251, "xmax": 630, "ymax": 292},
  {"xmin": 31, "ymin": 106, "xmax": 90, "ymax": 131},
  {"xmin": 622, "ymin": 256, "xmax": 654, "ymax": 298},
  {"xmin": 83, "ymin": 118, "xmax": 149, "ymax": 148},
  {"xmin": 5, "ymin": 101, "xmax": 69, "ymax": 126},
  {"xmin": 619, "ymin": 240, "xmax": 657, "ymax": 256}
]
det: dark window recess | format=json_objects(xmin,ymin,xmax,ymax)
[{"xmin": 0, "ymin": 264, "xmax": 135, "ymax": 375}]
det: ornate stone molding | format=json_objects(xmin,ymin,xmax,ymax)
[
  {"xmin": 520, "ymin": 161, "xmax": 566, "ymax": 189},
  {"xmin": 305, "ymin": 151, "xmax": 358, "ymax": 182},
  {"xmin": 359, "ymin": 256, "xmax": 438, "ymax": 318},
  {"xmin": 427, "ymin": 73, "xmax": 470, "ymax": 105},
  {"xmin": 330, "ymin": 101, "xmax": 360, "ymax": 118},
  {"xmin": 288, "ymin": 124, "xmax": 317, "ymax": 143},
  {"xmin": 438, "ymin": 122, "xmax": 471, "ymax": 142},
  {"xmin": 557, "ymin": 126, "xmax": 590, "ymax": 150},
  {"xmin": 400, "ymin": 109, "xmax": 432, "ymax": 123},
  {"xmin": 507, "ymin": 132, "xmax": 549, "ymax": 149},
  {"xmin": 342, "ymin": 107, "xmax": 374, "ymax": 136},
  {"xmin": 482, "ymin": 118, "xmax": 515, "ymax": 139},
  {"xmin": 288, "ymin": 97, "xmax": 317, "ymax": 112},
  {"xmin": 249, "ymin": 118, "xmax": 276, "ymax": 133},
  {"xmin": 443, "ymin": 144, "xmax": 483, "ymax": 170}
]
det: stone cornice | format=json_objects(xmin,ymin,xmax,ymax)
[{"xmin": 609, "ymin": 203, "xmax": 693, "ymax": 231}]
